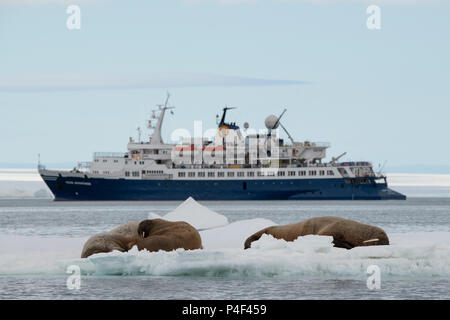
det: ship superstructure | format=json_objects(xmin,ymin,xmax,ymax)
[{"xmin": 39, "ymin": 95, "xmax": 406, "ymax": 201}]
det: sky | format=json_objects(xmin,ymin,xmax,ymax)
[{"xmin": 0, "ymin": 0, "xmax": 449, "ymax": 172}]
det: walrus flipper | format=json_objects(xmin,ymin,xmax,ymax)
[
  {"xmin": 244, "ymin": 228, "xmax": 272, "ymax": 249},
  {"xmin": 331, "ymin": 238, "xmax": 354, "ymax": 250}
]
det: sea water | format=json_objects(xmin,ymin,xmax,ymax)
[{"xmin": 0, "ymin": 197, "xmax": 449, "ymax": 300}]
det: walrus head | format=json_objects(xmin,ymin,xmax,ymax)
[
  {"xmin": 80, "ymin": 233, "xmax": 127, "ymax": 258},
  {"xmin": 137, "ymin": 219, "xmax": 155, "ymax": 238}
]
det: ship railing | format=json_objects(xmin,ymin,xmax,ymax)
[
  {"xmin": 286, "ymin": 162, "xmax": 373, "ymax": 168},
  {"xmin": 93, "ymin": 152, "xmax": 127, "ymax": 158},
  {"xmin": 311, "ymin": 142, "xmax": 331, "ymax": 148},
  {"xmin": 77, "ymin": 162, "xmax": 92, "ymax": 170},
  {"xmin": 335, "ymin": 161, "xmax": 372, "ymax": 167},
  {"xmin": 281, "ymin": 142, "xmax": 331, "ymax": 148}
]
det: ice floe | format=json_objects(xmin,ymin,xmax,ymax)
[
  {"xmin": 148, "ymin": 197, "xmax": 229, "ymax": 230},
  {"xmin": 1, "ymin": 198, "xmax": 450, "ymax": 279}
]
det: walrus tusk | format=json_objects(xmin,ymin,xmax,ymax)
[{"xmin": 363, "ymin": 239, "xmax": 379, "ymax": 243}]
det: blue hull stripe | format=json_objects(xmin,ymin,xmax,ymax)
[{"xmin": 41, "ymin": 175, "xmax": 407, "ymax": 201}]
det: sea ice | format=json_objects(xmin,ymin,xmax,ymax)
[{"xmin": 148, "ymin": 197, "xmax": 229, "ymax": 230}]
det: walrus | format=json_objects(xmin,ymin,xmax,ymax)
[
  {"xmin": 81, "ymin": 221, "xmax": 141, "ymax": 258},
  {"xmin": 136, "ymin": 219, "xmax": 203, "ymax": 252},
  {"xmin": 244, "ymin": 216, "xmax": 389, "ymax": 250}
]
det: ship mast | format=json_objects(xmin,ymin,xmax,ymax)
[{"xmin": 149, "ymin": 93, "xmax": 174, "ymax": 145}]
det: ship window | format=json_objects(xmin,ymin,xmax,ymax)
[
  {"xmin": 267, "ymin": 171, "xmax": 275, "ymax": 177},
  {"xmin": 114, "ymin": 160, "xmax": 118, "ymax": 163},
  {"xmin": 103, "ymin": 159, "xmax": 107, "ymax": 163},
  {"xmin": 198, "ymin": 172, "xmax": 205, "ymax": 177},
  {"xmin": 309, "ymin": 171, "xmax": 317, "ymax": 176},
  {"xmin": 288, "ymin": 171, "xmax": 296, "ymax": 176},
  {"xmin": 94, "ymin": 159, "xmax": 99, "ymax": 162},
  {"xmin": 178, "ymin": 172, "xmax": 186, "ymax": 177},
  {"xmin": 188, "ymin": 172, "xmax": 195, "ymax": 177},
  {"xmin": 237, "ymin": 172, "xmax": 244, "ymax": 177},
  {"xmin": 125, "ymin": 171, "xmax": 130, "ymax": 177},
  {"xmin": 299, "ymin": 171, "xmax": 306, "ymax": 176},
  {"xmin": 208, "ymin": 172, "xmax": 215, "ymax": 177},
  {"xmin": 319, "ymin": 170, "xmax": 325, "ymax": 176},
  {"xmin": 257, "ymin": 171, "xmax": 264, "ymax": 177},
  {"xmin": 247, "ymin": 172, "xmax": 255, "ymax": 177},
  {"xmin": 132, "ymin": 171, "xmax": 140, "ymax": 177},
  {"xmin": 227, "ymin": 172, "xmax": 234, "ymax": 177},
  {"xmin": 277, "ymin": 171, "xmax": 285, "ymax": 176},
  {"xmin": 218, "ymin": 172, "xmax": 224, "ymax": 177},
  {"xmin": 327, "ymin": 170, "xmax": 335, "ymax": 176}
]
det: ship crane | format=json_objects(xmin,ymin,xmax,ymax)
[
  {"xmin": 265, "ymin": 109, "xmax": 295, "ymax": 145},
  {"xmin": 330, "ymin": 152, "xmax": 347, "ymax": 165}
]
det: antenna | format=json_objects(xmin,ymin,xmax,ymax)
[
  {"xmin": 137, "ymin": 127, "xmax": 142, "ymax": 142},
  {"xmin": 164, "ymin": 92, "xmax": 170, "ymax": 108},
  {"xmin": 377, "ymin": 160, "xmax": 387, "ymax": 175}
]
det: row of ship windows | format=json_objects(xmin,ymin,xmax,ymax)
[
  {"xmin": 93, "ymin": 170, "xmax": 336, "ymax": 177},
  {"xmin": 94, "ymin": 159, "xmax": 145, "ymax": 165},
  {"xmin": 95, "ymin": 159, "xmax": 120, "ymax": 163},
  {"xmin": 124, "ymin": 170, "xmax": 164, "ymax": 177},
  {"xmin": 177, "ymin": 170, "xmax": 335, "ymax": 178}
]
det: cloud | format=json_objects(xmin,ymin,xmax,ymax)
[{"xmin": 0, "ymin": 73, "xmax": 306, "ymax": 92}]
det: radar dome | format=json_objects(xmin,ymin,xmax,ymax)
[
  {"xmin": 265, "ymin": 115, "xmax": 279, "ymax": 130},
  {"xmin": 243, "ymin": 122, "xmax": 249, "ymax": 129}
]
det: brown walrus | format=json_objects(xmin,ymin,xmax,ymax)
[
  {"xmin": 81, "ymin": 221, "xmax": 141, "ymax": 258},
  {"xmin": 81, "ymin": 219, "xmax": 203, "ymax": 258},
  {"xmin": 244, "ymin": 216, "xmax": 389, "ymax": 250},
  {"xmin": 136, "ymin": 219, "xmax": 203, "ymax": 252}
]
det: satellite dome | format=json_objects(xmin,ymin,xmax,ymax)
[
  {"xmin": 265, "ymin": 114, "xmax": 279, "ymax": 130},
  {"xmin": 243, "ymin": 122, "xmax": 249, "ymax": 129}
]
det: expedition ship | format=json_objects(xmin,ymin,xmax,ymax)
[{"xmin": 39, "ymin": 95, "xmax": 406, "ymax": 201}]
